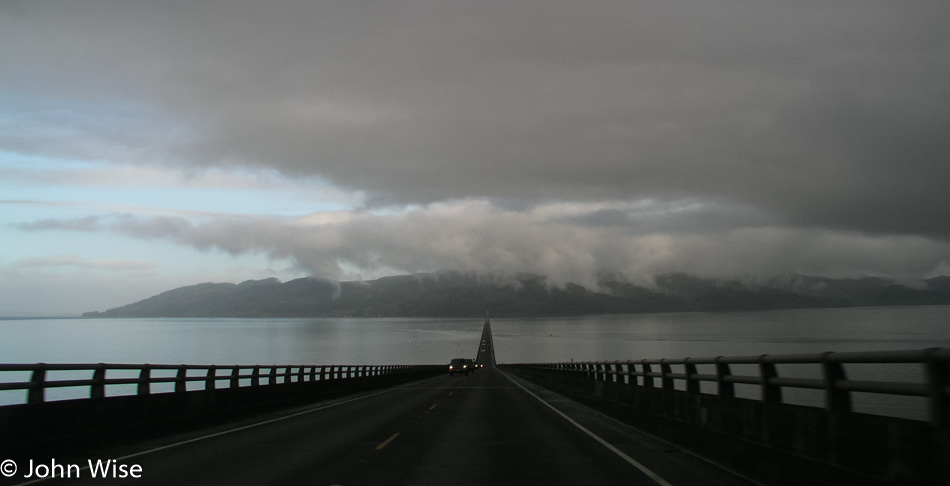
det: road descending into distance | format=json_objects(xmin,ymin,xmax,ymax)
[{"xmin": 13, "ymin": 321, "xmax": 755, "ymax": 486}]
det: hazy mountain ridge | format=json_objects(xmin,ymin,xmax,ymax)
[{"xmin": 81, "ymin": 272, "xmax": 950, "ymax": 318}]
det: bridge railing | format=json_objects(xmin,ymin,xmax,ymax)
[
  {"xmin": 503, "ymin": 347, "xmax": 950, "ymax": 425},
  {"xmin": 0, "ymin": 363, "xmax": 424, "ymax": 405},
  {"xmin": 502, "ymin": 348, "xmax": 950, "ymax": 485},
  {"xmin": 1, "ymin": 362, "xmax": 443, "ymax": 454}
]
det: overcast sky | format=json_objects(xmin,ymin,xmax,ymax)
[{"xmin": 2, "ymin": 1, "xmax": 949, "ymax": 315}]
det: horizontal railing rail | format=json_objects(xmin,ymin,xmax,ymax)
[
  {"xmin": 503, "ymin": 347, "xmax": 950, "ymax": 425},
  {"xmin": 0, "ymin": 363, "xmax": 430, "ymax": 405}
]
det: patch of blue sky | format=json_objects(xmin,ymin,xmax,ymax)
[
  {"xmin": 0, "ymin": 151, "xmax": 357, "ymax": 218},
  {"xmin": 0, "ymin": 221, "xmax": 303, "ymax": 282},
  {"xmin": 0, "ymin": 94, "xmax": 154, "ymax": 132}
]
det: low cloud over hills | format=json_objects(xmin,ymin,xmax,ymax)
[{"xmin": 82, "ymin": 272, "xmax": 950, "ymax": 318}]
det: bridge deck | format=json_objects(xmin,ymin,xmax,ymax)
[{"xmin": 9, "ymin": 321, "xmax": 755, "ymax": 486}]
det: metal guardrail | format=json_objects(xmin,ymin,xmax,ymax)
[
  {"xmin": 0, "ymin": 363, "xmax": 422, "ymax": 405},
  {"xmin": 503, "ymin": 347, "xmax": 950, "ymax": 425}
]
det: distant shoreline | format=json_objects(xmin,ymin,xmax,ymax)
[{"xmin": 4, "ymin": 303, "xmax": 949, "ymax": 322}]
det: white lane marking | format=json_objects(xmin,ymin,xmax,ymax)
[
  {"xmin": 501, "ymin": 372, "xmax": 674, "ymax": 486},
  {"xmin": 10, "ymin": 376, "xmax": 441, "ymax": 486}
]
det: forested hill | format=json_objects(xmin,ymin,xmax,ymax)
[{"xmin": 81, "ymin": 272, "xmax": 950, "ymax": 318}]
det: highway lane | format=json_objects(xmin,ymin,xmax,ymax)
[{"xmin": 7, "ymin": 321, "xmax": 756, "ymax": 486}]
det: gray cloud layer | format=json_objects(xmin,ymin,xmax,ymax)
[
  {"xmin": 4, "ymin": 1, "xmax": 950, "ymax": 283},
  {"xmin": 18, "ymin": 205, "xmax": 950, "ymax": 287}
]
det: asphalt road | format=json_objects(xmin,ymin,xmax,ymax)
[{"xmin": 5, "ymin": 320, "xmax": 757, "ymax": 486}]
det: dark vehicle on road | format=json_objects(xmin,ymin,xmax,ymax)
[
  {"xmin": 448, "ymin": 358, "xmax": 471, "ymax": 376},
  {"xmin": 465, "ymin": 358, "xmax": 476, "ymax": 372}
]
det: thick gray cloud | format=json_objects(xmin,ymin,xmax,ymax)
[
  {"xmin": 19, "ymin": 206, "xmax": 950, "ymax": 288},
  {"xmin": 3, "ymin": 1, "xmax": 950, "ymax": 286}
]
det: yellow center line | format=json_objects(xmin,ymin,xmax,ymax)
[
  {"xmin": 429, "ymin": 403, "xmax": 438, "ymax": 411},
  {"xmin": 375, "ymin": 432, "xmax": 400, "ymax": 450}
]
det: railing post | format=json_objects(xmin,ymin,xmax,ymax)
[
  {"xmin": 138, "ymin": 365, "xmax": 151, "ymax": 395},
  {"xmin": 821, "ymin": 352, "xmax": 851, "ymax": 413},
  {"xmin": 715, "ymin": 357, "xmax": 734, "ymax": 399},
  {"xmin": 252, "ymin": 365, "xmax": 261, "ymax": 386},
  {"xmin": 660, "ymin": 360, "xmax": 673, "ymax": 390},
  {"xmin": 925, "ymin": 348, "xmax": 949, "ymax": 426},
  {"xmin": 321, "ymin": 366, "xmax": 329, "ymax": 381},
  {"xmin": 284, "ymin": 366, "xmax": 292, "ymax": 384},
  {"xmin": 310, "ymin": 366, "xmax": 317, "ymax": 382},
  {"xmin": 685, "ymin": 359, "xmax": 699, "ymax": 394},
  {"xmin": 230, "ymin": 366, "xmax": 240, "ymax": 389},
  {"xmin": 270, "ymin": 366, "xmax": 278, "ymax": 385},
  {"xmin": 91, "ymin": 364, "xmax": 106, "ymax": 399},
  {"xmin": 625, "ymin": 360, "xmax": 634, "ymax": 386},
  {"xmin": 205, "ymin": 365, "xmax": 216, "ymax": 391},
  {"xmin": 297, "ymin": 366, "xmax": 305, "ymax": 383},
  {"xmin": 28, "ymin": 365, "xmax": 47, "ymax": 404},
  {"xmin": 642, "ymin": 362, "xmax": 654, "ymax": 388},
  {"xmin": 175, "ymin": 366, "xmax": 187, "ymax": 393},
  {"xmin": 759, "ymin": 355, "xmax": 781, "ymax": 403}
]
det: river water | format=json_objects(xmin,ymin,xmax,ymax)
[{"xmin": 2, "ymin": 306, "xmax": 949, "ymax": 418}]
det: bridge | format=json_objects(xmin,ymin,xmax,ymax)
[{"xmin": 1, "ymin": 318, "xmax": 947, "ymax": 486}]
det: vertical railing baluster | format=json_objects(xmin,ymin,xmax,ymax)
[
  {"xmin": 91, "ymin": 364, "xmax": 106, "ymax": 399},
  {"xmin": 660, "ymin": 360, "xmax": 673, "ymax": 391},
  {"xmin": 230, "ymin": 366, "xmax": 240, "ymax": 388},
  {"xmin": 685, "ymin": 359, "xmax": 699, "ymax": 394},
  {"xmin": 822, "ymin": 352, "xmax": 851, "ymax": 412},
  {"xmin": 642, "ymin": 361, "xmax": 654, "ymax": 388},
  {"xmin": 716, "ymin": 357, "xmax": 734, "ymax": 399},
  {"xmin": 138, "ymin": 365, "xmax": 151, "ymax": 395},
  {"xmin": 175, "ymin": 366, "xmax": 187, "ymax": 393},
  {"xmin": 926, "ymin": 348, "xmax": 950, "ymax": 426},
  {"xmin": 205, "ymin": 365, "xmax": 216, "ymax": 391},
  {"xmin": 252, "ymin": 366, "xmax": 261, "ymax": 386},
  {"xmin": 28, "ymin": 365, "xmax": 47, "ymax": 404},
  {"xmin": 759, "ymin": 356, "xmax": 781, "ymax": 403}
]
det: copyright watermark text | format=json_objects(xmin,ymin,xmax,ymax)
[{"xmin": 1, "ymin": 459, "xmax": 142, "ymax": 480}]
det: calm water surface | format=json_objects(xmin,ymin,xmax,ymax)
[{"xmin": 2, "ymin": 306, "xmax": 949, "ymax": 418}]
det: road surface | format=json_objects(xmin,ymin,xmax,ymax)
[{"xmin": 5, "ymin": 320, "xmax": 755, "ymax": 486}]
